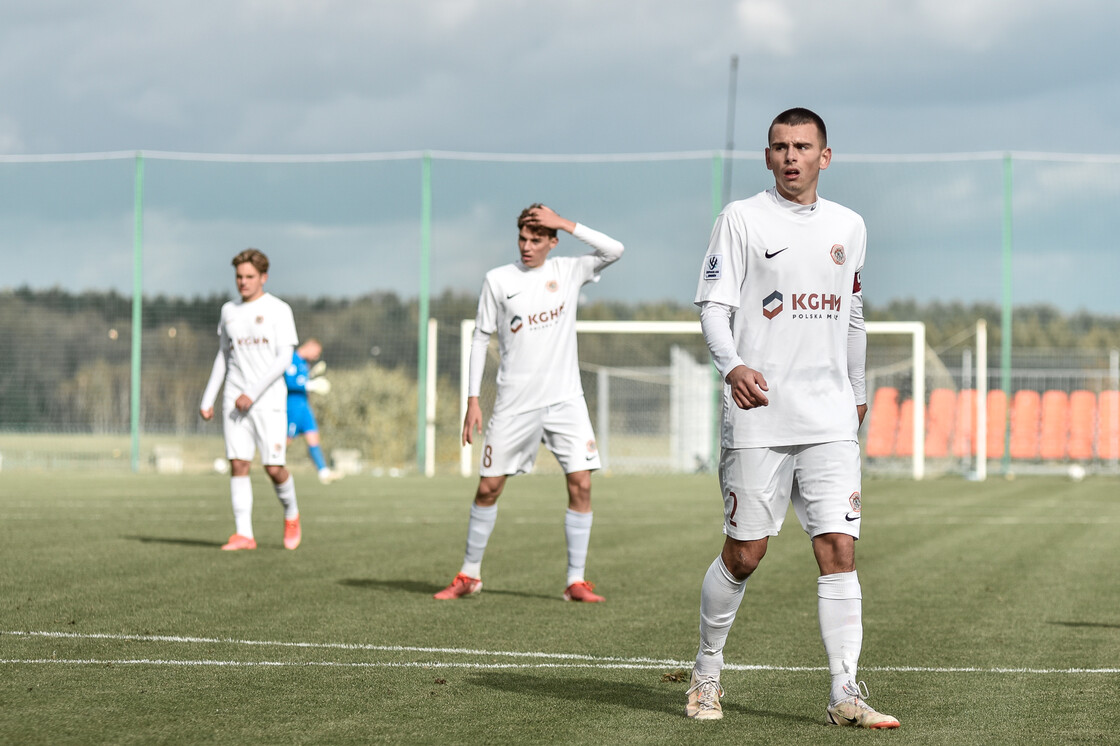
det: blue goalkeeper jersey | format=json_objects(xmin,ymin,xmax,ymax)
[
  {"xmin": 286, "ymin": 352, "xmax": 318, "ymax": 436},
  {"xmin": 285, "ymin": 352, "xmax": 311, "ymax": 395}
]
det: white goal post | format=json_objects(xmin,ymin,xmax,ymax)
[
  {"xmin": 866, "ymin": 321, "xmax": 926, "ymax": 480},
  {"xmin": 459, "ymin": 319, "xmax": 703, "ymax": 476},
  {"xmin": 456, "ymin": 318, "xmax": 986, "ymax": 481}
]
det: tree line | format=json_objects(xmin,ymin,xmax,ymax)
[{"xmin": 2, "ymin": 285, "xmax": 1119, "ymax": 433}]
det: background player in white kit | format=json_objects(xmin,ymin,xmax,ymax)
[
  {"xmin": 685, "ymin": 109, "xmax": 899, "ymax": 728},
  {"xmin": 200, "ymin": 249, "xmax": 303, "ymax": 552},
  {"xmin": 434, "ymin": 204, "xmax": 624, "ymax": 602}
]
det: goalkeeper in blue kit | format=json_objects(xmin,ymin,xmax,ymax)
[{"xmin": 285, "ymin": 338, "xmax": 338, "ymax": 484}]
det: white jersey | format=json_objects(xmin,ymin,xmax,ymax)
[
  {"xmin": 475, "ymin": 223, "xmax": 623, "ymax": 415},
  {"xmin": 695, "ymin": 188, "xmax": 866, "ymax": 448},
  {"xmin": 215, "ymin": 292, "xmax": 298, "ymax": 411}
]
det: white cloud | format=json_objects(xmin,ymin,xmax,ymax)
[{"xmin": 734, "ymin": 0, "xmax": 794, "ymax": 56}]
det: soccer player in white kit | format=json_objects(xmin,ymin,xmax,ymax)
[
  {"xmin": 685, "ymin": 109, "xmax": 899, "ymax": 728},
  {"xmin": 200, "ymin": 249, "xmax": 303, "ymax": 552},
  {"xmin": 433, "ymin": 204, "xmax": 624, "ymax": 602}
]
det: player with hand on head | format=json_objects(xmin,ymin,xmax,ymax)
[
  {"xmin": 285, "ymin": 338, "xmax": 339, "ymax": 485},
  {"xmin": 685, "ymin": 108, "xmax": 898, "ymax": 728},
  {"xmin": 200, "ymin": 248, "xmax": 303, "ymax": 551},
  {"xmin": 434, "ymin": 204, "xmax": 624, "ymax": 603}
]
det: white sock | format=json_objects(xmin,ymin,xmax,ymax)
[
  {"xmin": 695, "ymin": 556, "xmax": 747, "ymax": 680},
  {"xmin": 818, "ymin": 570, "xmax": 863, "ymax": 704},
  {"xmin": 460, "ymin": 503, "xmax": 497, "ymax": 579},
  {"xmin": 273, "ymin": 475, "xmax": 299, "ymax": 520},
  {"xmin": 564, "ymin": 509, "xmax": 593, "ymax": 586},
  {"xmin": 230, "ymin": 476, "xmax": 254, "ymax": 538}
]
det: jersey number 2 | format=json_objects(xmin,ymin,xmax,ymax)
[{"xmin": 727, "ymin": 490, "xmax": 738, "ymax": 527}]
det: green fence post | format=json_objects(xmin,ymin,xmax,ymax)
[
  {"xmin": 1000, "ymin": 153, "xmax": 1013, "ymax": 475},
  {"xmin": 415, "ymin": 152, "xmax": 432, "ymax": 475},
  {"xmin": 130, "ymin": 153, "xmax": 145, "ymax": 473}
]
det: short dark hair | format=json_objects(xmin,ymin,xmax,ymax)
[
  {"xmin": 768, "ymin": 108, "xmax": 827, "ymax": 147},
  {"xmin": 517, "ymin": 203, "xmax": 557, "ymax": 239},
  {"xmin": 232, "ymin": 248, "xmax": 269, "ymax": 274}
]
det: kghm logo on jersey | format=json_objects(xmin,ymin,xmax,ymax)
[
  {"xmin": 546, "ymin": 280, "xmax": 559, "ymax": 292},
  {"xmin": 762, "ymin": 290, "xmax": 783, "ymax": 319},
  {"xmin": 763, "ymin": 289, "xmax": 843, "ymax": 321},
  {"xmin": 510, "ymin": 315, "xmax": 523, "ymax": 333},
  {"xmin": 831, "ymin": 244, "xmax": 845, "ymax": 265},
  {"xmin": 524, "ymin": 303, "xmax": 566, "ymax": 329}
]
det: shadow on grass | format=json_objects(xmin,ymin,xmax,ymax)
[
  {"xmin": 124, "ymin": 535, "xmax": 224, "ymax": 548},
  {"xmin": 339, "ymin": 578, "xmax": 557, "ymax": 601},
  {"xmin": 468, "ymin": 671, "xmax": 813, "ymax": 724},
  {"xmin": 1049, "ymin": 620, "xmax": 1120, "ymax": 630}
]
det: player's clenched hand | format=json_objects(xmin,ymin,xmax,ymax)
[
  {"xmin": 726, "ymin": 365, "xmax": 769, "ymax": 410},
  {"xmin": 234, "ymin": 394, "xmax": 253, "ymax": 412},
  {"xmin": 462, "ymin": 397, "xmax": 483, "ymax": 446},
  {"xmin": 200, "ymin": 407, "xmax": 213, "ymax": 421}
]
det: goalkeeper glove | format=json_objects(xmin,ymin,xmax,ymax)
[{"xmin": 306, "ymin": 377, "xmax": 331, "ymax": 395}]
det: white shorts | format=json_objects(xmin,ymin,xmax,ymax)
[
  {"xmin": 718, "ymin": 441, "xmax": 862, "ymax": 541},
  {"xmin": 480, "ymin": 397, "xmax": 600, "ymax": 477},
  {"xmin": 223, "ymin": 403, "xmax": 288, "ymax": 465}
]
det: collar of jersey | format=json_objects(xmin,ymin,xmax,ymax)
[{"xmin": 768, "ymin": 187, "xmax": 819, "ymax": 217}]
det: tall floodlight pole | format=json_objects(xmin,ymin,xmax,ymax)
[{"xmin": 722, "ymin": 55, "xmax": 739, "ymax": 208}]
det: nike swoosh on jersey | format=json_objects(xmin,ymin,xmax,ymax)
[
  {"xmin": 764, "ymin": 247, "xmax": 790, "ymax": 259},
  {"xmin": 845, "ymin": 513, "xmax": 861, "ymax": 522},
  {"xmin": 506, "ymin": 292, "xmax": 521, "ymax": 299}
]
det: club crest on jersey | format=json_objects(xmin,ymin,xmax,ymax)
[
  {"xmin": 255, "ymin": 315, "xmax": 264, "ymax": 324},
  {"xmin": 510, "ymin": 315, "xmax": 523, "ymax": 333},
  {"xmin": 546, "ymin": 280, "xmax": 559, "ymax": 292},
  {"xmin": 831, "ymin": 244, "xmax": 846, "ymax": 265},
  {"xmin": 762, "ymin": 290, "xmax": 783, "ymax": 319},
  {"xmin": 849, "ymin": 492, "xmax": 861, "ymax": 512},
  {"xmin": 586, "ymin": 439, "xmax": 597, "ymax": 453},
  {"xmin": 703, "ymin": 254, "xmax": 722, "ymax": 280}
]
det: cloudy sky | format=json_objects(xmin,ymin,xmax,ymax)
[
  {"xmin": 2, "ymin": 0, "xmax": 1118, "ymax": 312},
  {"xmin": 3, "ymin": 0, "xmax": 1115, "ymax": 155}
]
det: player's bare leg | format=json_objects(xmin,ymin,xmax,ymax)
[{"xmin": 434, "ymin": 476, "xmax": 507, "ymax": 599}]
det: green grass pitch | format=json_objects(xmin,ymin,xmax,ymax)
[{"xmin": 1, "ymin": 470, "xmax": 1118, "ymax": 744}]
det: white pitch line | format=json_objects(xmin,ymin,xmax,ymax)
[
  {"xmin": 2, "ymin": 630, "xmax": 682, "ymax": 665},
  {"xmin": 0, "ymin": 658, "xmax": 1117, "ymax": 675},
  {"xmin": 0, "ymin": 658, "xmax": 680, "ymax": 670},
  {"xmin": 3, "ymin": 631, "xmax": 1117, "ymax": 675}
]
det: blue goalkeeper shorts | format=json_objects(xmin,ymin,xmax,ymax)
[{"xmin": 287, "ymin": 395, "xmax": 319, "ymax": 438}]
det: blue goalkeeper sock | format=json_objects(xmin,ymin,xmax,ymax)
[{"xmin": 308, "ymin": 444, "xmax": 327, "ymax": 471}]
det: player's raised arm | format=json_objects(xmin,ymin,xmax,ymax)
[{"xmin": 525, "ymin": 204, "xmax": 624, "ymax": 270}]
